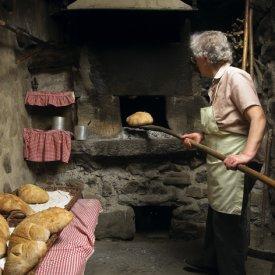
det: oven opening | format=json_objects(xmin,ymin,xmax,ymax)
[{"xmin": 133, "ymin": 206, "xmax": 173, "ymax": 233}]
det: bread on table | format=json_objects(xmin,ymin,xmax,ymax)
[
  {"xmin": 5, "ymin": 207, "xmax": 73, "ymax": 274},
  {"xmin": 126, "ymin": 111, "xmax": 153, "ymax": 126},
  {"xmin": 4, "ymin": 241, "xmax": 47, "ymax": 275},
  {"xmin": 20, "ymin": 207, "xmax": 74, "ymax": 234},
  {"xmin": 0, "ymin": 194, "xmax": 34, "ymax": 216},
  {"xmin": 0, "ymin": 214, "xmax": 9, "ymax": 258},
  {"xmin": 9, "ymin": 208, "xmax": 72, "ymax": 249},
  {"xmin": 8, "ymin": 236, "xmax": 31, "ymax": 251},
  {"xmin": 9, "ymin": 223, "xmax": 50, "ymax": 251},
  {"xmin": 18, "ymin": 184, "xmax": 49, "ymax": 204}
]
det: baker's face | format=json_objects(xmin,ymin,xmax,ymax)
[{"xmin": 194, "ymin": 56, "xmax": 212, "ymax": 77}]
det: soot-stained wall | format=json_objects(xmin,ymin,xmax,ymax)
[{"xmin": 0, "ymin": 0, "xmax": 58, "ymax": 191}]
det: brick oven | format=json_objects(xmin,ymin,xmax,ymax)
[{"xmin": 33, "ymin": 0, "xmax": 211, "ymax": 240}]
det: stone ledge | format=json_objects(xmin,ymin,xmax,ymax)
[{"xmin": 72, "ymin": 136, "xmax": 188, "ymax": 157}]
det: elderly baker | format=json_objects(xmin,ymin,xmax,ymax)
[{"xmin": 182, "ymin": 31, "xmax": 266, "ymax": 275}]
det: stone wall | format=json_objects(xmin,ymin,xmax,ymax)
[
  {"xmin": 35, "ymin": 153, "xmax": 208, "ymax": 240},
  {"xmin": 0, "ymin": 0, "xmax": 58, "ymax": 191}
]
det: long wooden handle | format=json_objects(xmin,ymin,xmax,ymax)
[
  {"xmin": 242, "ymin": 0, "xmax": 250, "ymax": 70},
  {"xmin": 140, "ymin": 125, "xmax": 275, "ymax": 188}
]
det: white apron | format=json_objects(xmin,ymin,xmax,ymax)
[{"xmin": 201, "ymin": 105, "xmax": 247, "ymax": 215}]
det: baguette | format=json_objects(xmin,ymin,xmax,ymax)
[
  {"xmin": 18, "ymin": 184, "xmax": 49, "ymax": 204},
  {"xmin": 0, "ymin": 194, "xmax": 34, "ymax": 216}
]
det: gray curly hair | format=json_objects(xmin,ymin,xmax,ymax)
[{"xmin": 190, "ymin": 31, "xmax": 233, "ymax": 64}]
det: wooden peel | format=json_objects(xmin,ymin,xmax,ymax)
[{"xmin": 131, "ymin": 123, "xmax": 275, "ymax": 188}]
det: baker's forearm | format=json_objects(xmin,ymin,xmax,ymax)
[
  {"xmin": 242, "ymin": 114, "xmax": 266, "ymax": 158},
  {"xmin": 224, "ymin": 106, "xmax": 266, "ymax": 168}
]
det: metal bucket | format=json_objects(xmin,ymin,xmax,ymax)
[
  {"xmin": 52, "ymin": 116, "xmax": 66, "ymax": 130},
  {"xmin": 74, "ymin": 125, "xmax": 88, "ymax": 140}
]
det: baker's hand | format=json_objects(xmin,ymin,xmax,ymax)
[
  {"xmin": 223, "ymin": 153, "xmax": 254, "ymax": 170},
  {"xmin": 181, "ymin": 132, "xmax": 204, "ymax": 149}
]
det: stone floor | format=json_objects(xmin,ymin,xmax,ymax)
[{"xmin": 85, "ymin": 233, "xmax": 274, "ymax": 275}]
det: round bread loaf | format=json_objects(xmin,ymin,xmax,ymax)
[
  {"xmin": 18, "ymin": 184, "xmax": 49, "ymax": 204},
  {"xmin": 126, "ymin": 111, "xmax": 153, "ymax": 126}
]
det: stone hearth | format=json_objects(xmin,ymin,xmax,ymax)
[{"xmin": 72, "ymin": 128, "xmax": 187, "ymax": 157}]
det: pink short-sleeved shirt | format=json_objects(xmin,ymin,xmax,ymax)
[{"xmin": 209, "ymin": 63, "xmax": 261, "ymax": 136}]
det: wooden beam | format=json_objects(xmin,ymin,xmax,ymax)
[
  {"xmin": 242, "ymin": 0, "xmax": 250, "ymax": 71},
  {"xmin": 249, "ymin": 0, "xmax": 254, "ymax": 78},
  {"xmin": 0, "ymin": 19, "xmax": 51, "ymax": 47}
]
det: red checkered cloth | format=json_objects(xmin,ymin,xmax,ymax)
[
  {"xmin": 25, "ymin": 91, "xmax": 75, "ymax": 107},
  {"xmin": 23, "ymin": 128, "xmax": 72, "ymax": 163},
  {"xmin": 36, "ymin": 199, "xmax": 102, "ymax": 275}
]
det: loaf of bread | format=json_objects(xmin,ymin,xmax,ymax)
[
  {"xmin": 18, "ymin": 184, "xmax": 49, "ymax": 204},
  {"xmin": 19, "ymin": 207, "xmax": 73, "ymax": 234},
  {"xmin": 0, "ymin": 194, "xmax": 34, "ymax": 216},
  {"xmin": 126, "ymin": 111, "xmax": 153, "ymax": 126},
  {"xmin": 5, "ymin": 207, "xmax": 73, "ymax": 274},
  {"xmin": 9, "ymin": 223, "xmax": 50, "ymax": 251},
  {"xmin": 4, "ymin": 241, "xmax": 47, "ymax": 275},
  {"xmin": 0, "ymin": 214, "xmax": 9, "ymax": 258}
]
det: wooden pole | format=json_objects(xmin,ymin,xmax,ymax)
[
  {"xmin": 242, "ymin": 0, "xmax": 250, "ymax": 71},
  {"xmin": 249, "ymin": 1, "xmax": 254, "ymax": 78},
  {"xmin": 139, "ymin": 125, "xmax": 275, "ymax": 188}
]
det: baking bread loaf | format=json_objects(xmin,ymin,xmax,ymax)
[
  {"xmin": 0, "ymin": 214, "xmax": 9, "ymax": 258},
  {"xmin": 126, "ymin": 111, "xmax": 153, "ymax": 126},
  {"xmin": 4, "ymin": 241, "xmax": 47, "ymax": 275},
  {"xmin": 18, "ymin": 184, "xmax": 49, "ymax": 204},
  {"xmin": 0, "ymin": 194, "xmax": 34, "ymax": 216}
]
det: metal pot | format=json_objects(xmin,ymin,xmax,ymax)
[
  {"xmin": 74, "ymin": 125, "xmax": 88, "ymax": 140},
  {"xmin": 52, "ymin": 116, "xmax": 66, "ymax": 130}
]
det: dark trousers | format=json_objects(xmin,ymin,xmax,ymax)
[{"xmin": 203, "ymin": 162, "xmax": 262, "ymax": 275}]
